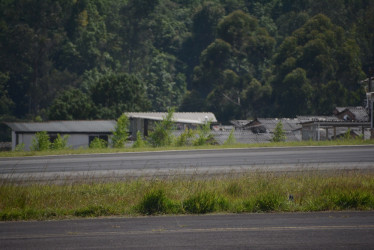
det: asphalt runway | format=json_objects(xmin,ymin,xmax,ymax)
[
  {"xmin": 0, "ymin": 145, "xmax": 373, "ymax": 182},
  {"xmin": 1, "ymin": 211, "xmax": 373, "ymax": 249}
]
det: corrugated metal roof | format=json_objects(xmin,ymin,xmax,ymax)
[
  {"xmin": 297, "ymin": 116, "xmax": 342, "ymax": 123},
  {"xmin": 5, "ymin": 120, "xmax": 116, "ymax": 133},
  {"xmin": 125, "ymin": 112, "xmax": 217, "ymax": 124},
  {"xmin": 248, "ymin": 118, "xmax": 301, "ymax": 132},
  {"xmin": 230, "ymin": 120, "xmax": 252, "ymax": 128},
  {"xmin": 335, "ymin": 106, "xmax": 369, "ymax": 122}
]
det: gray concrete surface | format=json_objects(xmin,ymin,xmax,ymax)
[
  {"xmin": 1, "ymin": 211, "xmax": 374, "ymax": 249},
  {"xmin": 0, "ymin": 145, "xmax": 373, "ymax": 182}
]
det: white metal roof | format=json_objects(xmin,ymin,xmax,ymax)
[
  {"xmin": 125, "ymin": 112, "xmax": 217, "ymax": 124},
  {"xmin": 5, "ymin": 120, "xmax": 116, "ymax": 133}
]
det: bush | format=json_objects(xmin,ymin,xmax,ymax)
[
  {"xmin": 149, "ymin": 108, "xmax": 175, "ymax": 147},
  {"xmin": 136, "ymin": 189, "xmax": 170, "ymax": 215},
  {"xmin": 31, "ymin": 131, "xmax": 50, "ymax": 151},
  {"xmin": 132, "ymin": 131, "xmax": 147, "ymax": 148},
  {"xmin": 272, "ymin": 121, "xmax": 286, "ymax": 142},
  {"xmin": 224, "ymin": 128, "xmax": 236, "ymax": 145},
  {"xmin": 193, "ymin": 122, "xmax": 213, "ymax": 146},
  {"xmin": 112, "ymin": 114, "xmax": 129, "ymax": 148},
  {"xmin": 14, "ymin": 143, "xmax": 25, "ymax": 152},
  {"xmin": 89, "ymin": 137, "xmax": 108, "ymax": 149},
  {"xmin": 174, "ymin": 128, "xmax": 195, "ymax": 146},
  {"xmin": 51, "ymin": 134, "xmax": 69, "ymax": 150}
]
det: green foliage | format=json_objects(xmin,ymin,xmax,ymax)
[
  {"xmin": 0, "ymin": 72, "xmax": 14, "ymax": 115},
  {"xmin": 48, "ymin": 88, "xmax": 94, "ymax": 120},
  {"xmin": 272, "ymin": 14, "xmax": 365, "ymax": 116},
  {"xmin": 74, "ymin": 205, "xmax": 111, "ymax": 217},
  {"xmin": 343, "ymin": 128, "xmax": 352, "ymax": 140},
  {"xmin": 51, "ymin": 134, "xmax": 69, "ymax": 150},
  {"xmin": 112, "ymin": 114, "xmax": 129, "ymax": 148},
  {"xmin": 91, "ymin": 73, "xmax": 150, "ymax": 119},
  {"xmin": 89, "ymin": 137, "xmax": 108, "ymax": 149},
  {"xmin": 136, "ymin": 189, "xmax": 173, "ymax": 215},
  {"xmin": 149, "ymin": 108, "xmax": 175, "ymax": 147},
  {"xmin": 174, "ymin": 128, "xmax": 195, "ymax": 146},
  {"xmin": 0, "ymin": 0, "xmax": 372, "ymax": 122},
  {"xmin": 0, "ymin": 172, "xmax": 373, "ymax": 220},
  {"xmin": 272, "ymin": 121, "xmax": 286, "ymax": 142},
  {"xmin": 31, "ymin": 131, "xmax": 51, "ymax": 151},
  {"xmin": 193, "ymin": 122, "xmax": 214, "ymax": 146},
  {"xmin": 224, "ymin": 128, "xmax": 236, "ymax": 145},
  {"xmin": 252, "ymin": 193, "xmax": 284, "ymax": 212},
  {"xmin": 14, "ymin": 143, "xmax": 25, "ymax": 152},
  {"xmin": 183, "ymin": 191, "xmax": 228, "ymax": 214},
  {"xmin": 132, "ymin": 131, "xmax": 147, "ymax": 148}
]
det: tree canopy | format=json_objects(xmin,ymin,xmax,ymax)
[{"xmin": 0, "ymin": 0, "xmax": 373, "ymax": 131}]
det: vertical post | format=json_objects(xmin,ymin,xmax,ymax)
[
  {"xmin": 333, "ymin": 126, "xmax": 336, "ymax": 140},
  {"xmin": 370, "ymin": 98, "xmax": 374, "ymax": 139},
  {"xmin": 325, "ymin": 128, "xmax": 328, "ymax": 141}
]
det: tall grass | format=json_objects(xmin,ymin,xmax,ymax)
[{"xmin": 0, "ymin": 171, "xmax": 373, "ymax": 221}]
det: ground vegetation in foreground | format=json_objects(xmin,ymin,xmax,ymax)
[{"xmin": 0, "ymin": 171, "xmax": 373, "ymax": 221}]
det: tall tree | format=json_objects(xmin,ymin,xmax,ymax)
[{"xmin": 91, "ymin": 73, "xmax": 150, "ymax": 119}]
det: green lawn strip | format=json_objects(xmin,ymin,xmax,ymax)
[
  {"xmin": 1, "ymin": 139, "xmax": 374, "ymax": 158},
  {"xmin": 1, "ymin": 171, "xmax": 373, "ymax": 221}
]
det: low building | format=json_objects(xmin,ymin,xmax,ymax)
[
  {"xmin": 228, "ymin": 118, "xmax": 302, "ymax": 143},
  {"xmin": 333, "ymin": 106, "xmax": 369, "ymax": 122},
  {"xmin": 125, "ymin": 112, "xmax": 217, "ymax": 138},
  {"xmin": 298, "ymin": 118, "xmax": 371, "ymax": 141},
  {"xmin": 5, "ymin": 120, "xmax": 116, "ymax": 150}
]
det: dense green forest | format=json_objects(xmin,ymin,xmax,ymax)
[{"xmin": 1, "ymin": 0, "xmax": 373, "ymax": 128}]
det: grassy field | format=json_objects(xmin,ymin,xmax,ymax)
[
  {"xmin": 1, "ymin": 170, "xmax": 373, "ymax": 221},
  {"xmin": 1, "ymin": 138, "xmax": 374, "ymax": 158}
]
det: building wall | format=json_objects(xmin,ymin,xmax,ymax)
[
  {"xmin": 129, "ymin": 118, "xmax": 144, "ymax": 138},
  {"xmin": 68, "ymin": 134, "xmax": 90, "ymax": 149},
  {"xmin": 12, "ymin": 133, "xmax": 113, "ymax": 150},
  {"xmin": 16, "ymin": 133, "xmax": 34, "ymax": 151}
]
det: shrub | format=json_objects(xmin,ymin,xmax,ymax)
[
  {"xmin": 272, "ymin": 121, "xmax": 286, "ymax": 142},
  {"xmin": 224, "ymin": 128, "xmax": 236, "ymax": 145},
  {"xmin": 193, "ymin": 122, "xmax": 213, "ymax": 146},
  {"xmin": 31, "ymin": 131, "xmax": 50, "ymax": 151},
  {"xmin": 174, "ymin": 128, "xmax": 195, "ymax": 146},
  {"xmin": 112, "ymin": 114, "xmax": 129, "ymax": 148},
  {"xmin": 149, "ymin": 108, "xmax": 175, "ymax": 147},
  {"xmin": 132, "ymin": 131, "xmax": 147, "ymax": 148},
  {"xmin": 136, "ymin": 189, "xmax": 170, "ymax": 215},
  {"xmin": 51, "ymin": 134, "xmax": 69, "ymax": 150},
  {"xmin": 89, "ymin": 137, "xmax": 108, "ymax": 149},
  {"xmin": 14, "ymin": 143, "xmax": 25, "ymax": 152}
]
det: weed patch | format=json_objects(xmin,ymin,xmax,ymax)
[
  {"xmin": 0, "ymin": 171, "xmax": 373, "ymax": 220},
  {"xmin": 183, "ymin": 191, "xmax": 228, "ymax": 214},
  {"xmin": 136, "ymin": 189, "xmax": 180, "ymax": 215}
]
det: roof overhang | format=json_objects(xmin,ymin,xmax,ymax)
[{"xmin": 125, "ymin": 112, "xmax": 217, "ymax": 124}]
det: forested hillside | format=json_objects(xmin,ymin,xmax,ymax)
[{"xmin": 1, "ymin": 0, "xmax": 373, "ymax": 127}]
